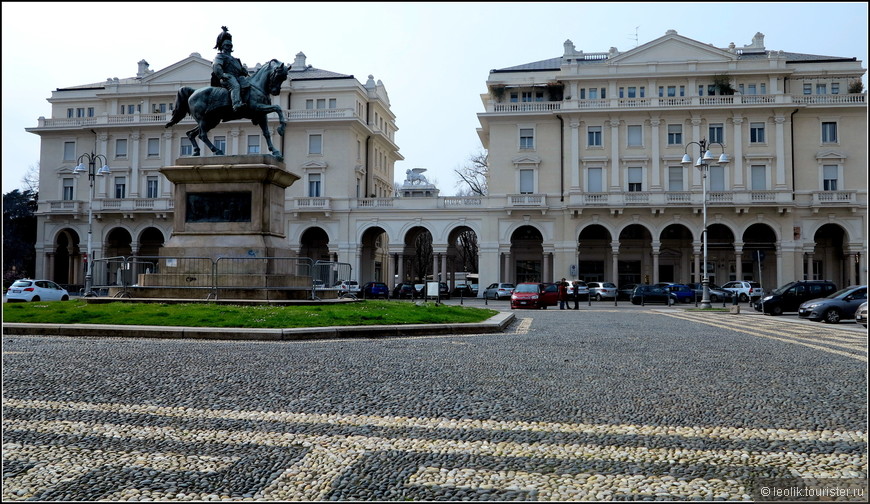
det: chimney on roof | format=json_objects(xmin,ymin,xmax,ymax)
[
  {"xmin": 137, "ymin": 59, "xmax": 151, "ymax": 78},
  {"xmin": 291, "ymin": 52, "xmax": 307, "ymax": 71}
]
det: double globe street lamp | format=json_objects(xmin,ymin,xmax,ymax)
[
  {"xmin": 73, "ymin": 153, "xmax": 110, "ymax": 296},
  {"xmin": 681, "ymin": 139, "xmax": 729, "ymax": 309}
]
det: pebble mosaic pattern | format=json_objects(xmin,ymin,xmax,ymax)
[{"xmin": 3, "ymin": 309, "xmax": 867, "ymax": 501}]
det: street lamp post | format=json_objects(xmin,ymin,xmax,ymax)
[
  {"xmin": 682, "ymin": 139, "xmax": 729, "ymax": 309},
  {"xmin": 73, "ymin": 153, "xmax": 110, "ymax": 296}
]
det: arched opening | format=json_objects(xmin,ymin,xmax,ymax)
[
  {"xmin": 300, "ymin": 227, "xmax": 331, "ymax": 262},
  {"xmin": 578, "ymin": 225, "xmax": 612, "ymax": 282},
  {"xmin": 401, "ymin": 226, "xmax": 433, "ymax": 283},
  {"xmin": 359, "ymin": 226, "xmax": 388, "ymax": 283},
  {"xmin": 103, "ymin": 227, "xmax": 133, "ymax": 286},
  {"xmin": 659, "ymin": 224, "xmax": 694, "ymax": 283},
  {"xmin": 618, "ymin": 224, "xmax": 653, "ymax": 285},
  {"xmin": 52, "ymin": 228, "xmax": 81, "ymax": 287},
  {"xmin": 743, "ymin": 223, "xmax": 777, "ymax": 287},
  {"xmin": 510, "ymin": 225, "xmax": 543, "ymax": 283},
  {"xmin": 703, "ymin": 223, "xmax": 736, "ymax": 285},
  {"xmin": 446, "ymin": 225, "xmax": 478, "ymax": 292},
  {"xmin": 812, "ymin": 224, "xmax": 850, "ymax": 285}
]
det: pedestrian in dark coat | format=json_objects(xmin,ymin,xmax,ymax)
[{"xmin": 558, "ymin": 278, "xmax": 569, "ymax": 309}]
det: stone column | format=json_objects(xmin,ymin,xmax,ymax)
[
  {"xmin": 503, "ymin": 252, "xmax": 511, "ymax": 283},
  {"xmin": 611, "ymin": 241, "xmax": 620, "ymax": 285},
  {"xmin": 610, "ymin": 121, "xmax": 620, "ymax": 190},
  {"xmin": 570, "ymin": 120, "xmax": 580, "ymax": 188},
  {"xmin": 731, "ymin": 117, "xmax": 745, "ymax": 189},
  {"xmin": 734, "ymin": 241, "xmax": 744, "ymax": 282},
  {"xmin": 650, "ymin": 118, "xmax": 661, "ymax": 190},
  {"xmin": 543, "ymin": 252, "xmax": 551, "ymax": 283},
  {"xmin": 652, "ymin": 241, "xmax": 661, "ymax": 284},
  {"xmin": 693, "ymin": 243, "xmax": 702, "ymax": 284},
  {"xmin": 774, "ymin": 116, "xmax": 787, "ymax": 189},
  {"xmin": 441, "ymin": 253, "xmax": 448, "ymax": 284},
  {"xmin": 849, "ymin": 253, "xmax": 858, "ymax": 286},
  {"xmin": 805, "ymin": 251, "xmax": 814, "ymax": 280},
  {"xmin": 397, "ymin": 253, "xmax": 404, "ymax": 283}
]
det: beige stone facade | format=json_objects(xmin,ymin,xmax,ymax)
[{"xmin": 28, "ymin": 31, "xmax": 867, "ymax": 294}]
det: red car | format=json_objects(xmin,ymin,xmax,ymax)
[{"xmin": 510, "ymin": 282, "xmax": 559, "ymax": 309}]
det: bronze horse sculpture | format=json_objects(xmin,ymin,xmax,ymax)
[{"xmin": 165, "ymin": 59, "xmax": 289, "ymax": 160}]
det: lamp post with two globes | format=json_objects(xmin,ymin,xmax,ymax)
[
  {"xmin": 73, "ymin": 153, "xmax": 110, "ymax": 296},
  {"xmin": 681, "ymin": 139, "xmax": 729, "ymax": 309}
]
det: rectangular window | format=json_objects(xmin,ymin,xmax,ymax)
[
  {"xmin": 67, "ymin": 108, "xmax": 74, "ymax": 118},
  {"xmin": 619, "ymin": 87, "xmax": 624, "ymax": 98},
  {"xmin": 751, "ymin": 165, "xmax": 767, "ymax": 190},
  {"xmin": 147, "ymin": 138, "xmax": 159, "ymax": 156},
  {"xmin": 760, "ymin": 83, "xmax": 766, "ymax": 95},
  {"xmin": 115, "ymin": 139, "xmax": 127, "ymax": 158},
  {"xmin": 627, "ymin": 125, "xmax": 642, "ymax": 147},
  {"xmin": 519, "ymin": 169, "xmax": 534, "ymax": 194},
  {"xmin": 76, "ymin": 108, "xmax": 85, "ymax": 118},
  {"xmin": 668, "ymin": 166, "xmax": 683, "ymax": 191},
  {"xmin": 308, "ymin": 173, "xmax": 322, "ymax": 197},
  {"xmin": 739, "ymin": 84, "xmax": 744, "ymax": 94},
  {"xmin": 62, "ymin": 178, "xmax": 74, "ymax": 201},
  {"xmin": 747, "ymin": 84, "xmax": 757, "ymax": 95},
  {"xmin": 247, "ymin": 135, "xmax": 260, "ymax": 154},
  {"xmin": 823, "ymin": 165, "xmax": 838, "ymax": 191},
  {"xmin": 667, "ymin": 124, "xmax": 682, "ymax": 145},
  {"xmin": 128, "ymin": 104, "xmax": 136, "ymax": 114},
  {"xmin": 146, "ymin": 176, "xmax": 159, "ymax": 198},
  {"xmin": 658, "ymin": 86, "xmax": 664, "ymax": 97},
  {"xmin": 328, "ymin": 98, "xmax": 337, "ymax": 109},
  {"xmin": 698, "ymin": 85, "xmax": 705, "ymax": 96},
  {"xmin": 588, "ymin": 88, "xmax": 598, "ymax": 99},
  {"xmin": 519, "ymin": 128, "xmax": 534, "ymax": 149},
  {"xmin": 509, "ymin": 92, "xmax": 518, "ymax": 103},
  {"xmin": 821, "ymin": 122, "xmax": 838, "ymax": 143},
  {"xmin": 316, "ymin": 98, "xmax": 326, "ymax": 109},
  {"xmin": 803, "ymin": 83, "xmax": 812, "ymax": 95},
  {"xmin": 709, "ymin": 123, "xmax": 724, "ymax": 144},
  {"xmin": 521, "ymin": 91, "xmax": 533, "ymax": 102},
  {"xmin": 667, "ymin": 86, "xmax": 676, "ymax": 97},
  {"xmin": 63, "ymin": 141, "xmax": 76, "ymax": 161},
  {"xmin": 587, "ymin": 167, "xmax": 602, "ymax": 192},
  {"xmin": 627, "ymin": 87, "xmax": 636, "ymax": 98},
  {"xmin": 831, "ymin": 83, "xmax": 840, "ymax": 95},
  {"xmin": 587, "ymin": 126, "xmax": 602, "ymax": 147},
  {"xmin": 308, "ymin": 134, "xmax": 322, "ymax": 155},
  {"xmin": 679, "ymin": 85, "xmax": 685, "ymax": 96},
  {"xmin": 710, "ymin": 166, "xmax": 725, "ymax": 191},
  {"xmin": 639, "ymin": 86, "xmax": 645, "ymax": 98},
  {"xmin": 114, "ymin": 177, "xmax": 127, "ymax": 199},
  {"xmin": 87, "ymin": 107, "xmax": 95, "ymax": 117},
  {"xmin": 214, "ymin": 136, "xmax": 226, "ymax": 153},
  {"xmin": 305, "ymin": 99, "xmax": 314, "ymax": 109},
  {"xmin": 750, "ymin": 122, "xmax": 765, "ymax": 143},
  {"xmin": 180, "ymin": 144, "xmax": 192, "ymax": 156},
  {"xmin": 600, "ymin": 88, "xmax": 606, "ymax": 99},
  {"xmin": 579, "ymin": 88, "xmax": 585, "ymax": 100},
  {"xmin": 627, "ymin": 167, "xmax": 642, "ymax": 192},
  {"xmin": 816, "ymin": 83, "xmax": 827, "ymax": 95}
]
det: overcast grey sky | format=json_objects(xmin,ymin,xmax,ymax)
[{"xmin": 2, "ymin": 2, "xmax": 867, "ymax": 194}]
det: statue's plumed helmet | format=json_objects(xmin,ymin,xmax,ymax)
[{"xmin": 214, "ymin": 26, "xmax": 232, "ymax": 49}]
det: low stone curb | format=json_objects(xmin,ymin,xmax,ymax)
[{"xmin": 2, "ymin": 312, "xmax": 515, "ymax": 341}]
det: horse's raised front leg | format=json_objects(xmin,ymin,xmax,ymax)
[
  {"xmin": 197, "ymin": 126, "xmax": 223, "ymax": 155},
  {"xmin": 258, "ymin": 118, "xmax": 282, "ymax": 161}
]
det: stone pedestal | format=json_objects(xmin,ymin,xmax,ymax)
[{"xmin": 159, "ymin": 155, "xmax": 299, "ymax": 259}]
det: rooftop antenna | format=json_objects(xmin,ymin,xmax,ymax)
[{"xmin": 629, "ymin": 26, "xmax": 639, "ymax": 47}]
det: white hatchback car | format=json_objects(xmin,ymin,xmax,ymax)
[
  {"xmin": 6, "ymin": 279, "xmax": 70, "ymax": 302},
  {"xmin": 587, "ymin": 281, "xmax": 618, "ymax": 301}
]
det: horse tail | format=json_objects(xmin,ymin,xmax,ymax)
[{"xmin": 165, "ymin": 87, "xmax": 195, "ymax": 128}]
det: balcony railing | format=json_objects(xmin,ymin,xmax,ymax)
[
  {"xmin": 38, "ymin": 198, "xmax": 174, "ymax": 214},
  {"xmin": 508, "ymin": 194, "xmax": 547, "ymax": 207}
]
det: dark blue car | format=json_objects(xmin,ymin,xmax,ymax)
[{"xmin": 362, "ymin": 281, "xmax": 390, "ymax": 299}]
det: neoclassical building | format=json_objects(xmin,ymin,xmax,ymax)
[{"xmin": 28, "ymin": 31, "xmax": 867, "ymax": 294}]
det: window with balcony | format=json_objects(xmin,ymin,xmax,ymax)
[
  {"xmin": 627, "ymin": 125, "xmax": 643, "ymax": 147},
  {"xmin": 87, "ymin": 107, "xmax": 95, "ymax": 117},
  {"xmin": 305, "ymin": 99, "xmax": 314, "ymax": 109},
  {"xmin": 822, "ymin": 165, "xmax": 839, "ymax": 191},
  {"xmin": 62, "ymin": 178, "xmax": 74, "ymax": 201},
  {"xmin": 510, "ymin": 92, "xmax": 518, "ymax": 103},
  {"xmin": 587, "ymin": 167, "xmax": 603, "ymax": 192},
  {"xmin": 587, "ymin": 126, "xmax": 602, "ymax": 147},
  {"xmin": 317, "ymin": 98, "xmax": 326, "ymax": 109},
  {"xmin": 751, "ymin": 165, "xmax": 767, "ymax": 190},
  {"xmin": 627, "ymin": 87, "xmax": 636, "ymax": 98},
  {"xmin": 803, "ymin": 83, "xmax": 812, "ymax": 95},
  {"xmin": 667, "ymin": 86, "xmax": 676, "ymax": 97},
  {"xmin": 63, "ymin": 141, "xmax": 75, "ymax": 161},
  {"xmin": 668, "ymin": 166, "xmax": 683, "ymax": 191},
  {"xmin": 710, "ymin": 166, "xmax": 725, "ymax": 191},
  {"xmin": 667, "ymin": 124, "xmax": 682, "ymax": 145},
  {"xmin": 588, "ymin": 88, "xmax": 598, "ymax": 99},
  {"xmin": 308, "ymin": 173, "xmax": 322, "ymax": 197},
  {"xmin": 627, "ymin": 167, "xmax": 643, "ymax": 192},
  {"xmin": 329, "ymin": 98, "xmax": 337, "ymax": 108},
  {"xmin": 76, "ymin": 108, "xmax": 85, "ymax": 118},
  {"xmin": 308, "ymin": 133, "xmax": 323, "ymax": 155},
  {"xmin": 67, "ymin": 108, "xmax": 74, "ymax": 118},
  {"xmin": 247, "ymin": 135, "xmax": 260, "ymax": 154},
  {"xmin": 180, "ymin": 144, "xmax": 192, "ymax": 156},
  {"xmin": 521, "ymin": 91, "xmax": 533, "ymax": 102},
  {"xmin": 747, "ymin": 84, "xmax": 757, "ymax": 95},
  {"xmin": 709, "ymin": 123, "xmax": 724, "ymax": 144},
  {"xmin": 214, "ymin": 136, "xmax": 226, "ymax": 153},
  {"xmin": 146, "ymin": 176, "xmax": 159, "ymax": 198},
  {"xmin": 821, "ymin": 122, "xmax": 838, "ymax": 143},
  {"xmin": 114, "ymin": 177, "xmax": 127, "ymax": 199},
  {"xmin": 519, "ymin": 169, "xmax": 534, "ymax": 194},
  {"xmin": 519, "ymin": 128, "xmax": 534, "ymax": 150},
  {"xmin": 147, "ymin": 138, "xmax": 159, "ymax": 157},
  {"xmin": 115, "ymin": 139, "xmax": 127, "ymax": 158},
  {"xmin": 750, "ymin": 122, "xmax": 765, "ymax": 143},
  {"xmin": 832, "ymin": 83, "xmax": 840, "ymax": 95},
  {"xmin": 816, "ymin": 84, "xmax": 827, "ymax": 95}
]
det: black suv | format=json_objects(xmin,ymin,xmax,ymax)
[{"xmin": 754, "ymin": 280, "xmax": 837, "ymax": 315}]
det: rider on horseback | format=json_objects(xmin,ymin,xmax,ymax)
[{"xmin": 212, "ymin": 26, "xmax": 249, "ymax": 112}]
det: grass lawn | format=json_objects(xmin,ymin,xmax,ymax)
[{"xmin": 2, "ymin": 299, "xmax": 498, "ymax": 329}]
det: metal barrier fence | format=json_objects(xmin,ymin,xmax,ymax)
[{"xmin": 89, "ymin": 256, "xmax": 353, "ymax": 299}]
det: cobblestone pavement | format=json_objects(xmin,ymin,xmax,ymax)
[{"xmin": 3, "ymin": 309, "xmax": 867, "ymax": 501}]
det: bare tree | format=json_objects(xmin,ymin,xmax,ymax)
[
  {"xmin": 454, "ymin": 229, "xmax": 479, "ymax": 273},
  {"xmin": 22, "ymin": 162, "xmax": 39, "ymax": 194},
  {"xmin": 453, "ymin": 149, "xmax": 488, "ymax": 196}
]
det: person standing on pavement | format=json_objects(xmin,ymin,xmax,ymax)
[
  {"xmin": 558, "ymin": 278, "xmax": 569, "ymax": 310},
  {"xmin": 572, "ymin": 280, "xmax": 581, "ymax": 309}
]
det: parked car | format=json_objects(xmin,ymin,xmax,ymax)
[
  {"xmin": 469, "ymin": 284, "xmax": 479, "ymax": 296},
  {"xmin": 5, "ymin": 279, "xmax": 70, "ymax": 302},
  {"xmin": 798, "ymin": 285, "xmax": 867, "ymax": 323},
  {"xmin": 666, "ymin": 284, "xmax": 696, "ymax": 304},
  {"xmin": 452, "ymin": 283, "xmax": 474, "ymax": 297},
  {"xmin": 438, "ymin": 282, "xmax": 451, "ymax": 299},
  {"xmin": 754, "ymin": 280, "xmax": 838, "ymax": 316},
  {"xmin": 335, "ymin": 280, "xmax": 360, "ymax": 294},
  {"xmin": 630, "ymin": 284, "xmax": 676, "ymax": 305},
  {"xmin": 856, "ymin": 302, "xmax": 868, "ymax": 328},
  {"xmin": 587, "ymin": 281, "xmax": 617, "ymax": 301},
  {"xmin": 361, "ymin": 281, "xmax": 390, "ymax": 299},
  {"xmin": 721, "ymin": 281, "xmax": 765, "ymax": 302},
  {"xmin": 566, "ymin": 280, "xmax": 589, "ymax": 300},
  {"xmin": 510, "ymin": 282, "xmax": 559, "ymax": 309},
  {"xmin": 392, "ymin": 282, "xmax": 416, "ymax": 299},
  {"xmin": 617, "ymin": 283, "xmax": 637, "ymax": 301},
  {"xmin": 686, "ymin": 282, "xmax": 733, "ymax": 303},
  {"xmin": 483, "ymin": 282, "xmax": 515, "ymax": 300}
]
